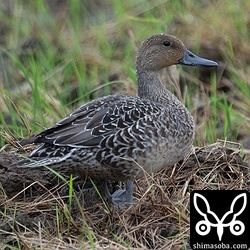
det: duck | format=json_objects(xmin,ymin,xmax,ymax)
[{"xmin": 12, "ymin": 34, "xmax": 218, "ymax": 207}]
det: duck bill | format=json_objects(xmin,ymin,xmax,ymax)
[{"xmin": 178, "ymin": 50, "xmax": 218, "ymax": 67}]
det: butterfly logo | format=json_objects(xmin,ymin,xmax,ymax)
[{"xmin": 193, "ymin": 193, "xmax": 247, "ymax": 241}]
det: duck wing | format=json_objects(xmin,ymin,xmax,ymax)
[{"xmin": 21, "ymin": 94, "xmax": 155, "ymax": 148}]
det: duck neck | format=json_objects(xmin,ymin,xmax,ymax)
[{"xmin": 136, "ymin": 68, "xmax": 181, "ymax": 106}]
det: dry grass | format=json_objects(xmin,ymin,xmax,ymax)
[
  {"xmin": 0, "ymin": 142, "xmax": 249, "ymax": 249},
  {"xmin": 0, "ymin": 1, "xmax": 250, "ymax": 249}
]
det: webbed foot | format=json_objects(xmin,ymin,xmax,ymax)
[
  {"xmin": 111, "ymin": 190, "xmax": 137, "ymax": 208},
  {"xmin": 101, "ymin": 178, "xmax": 137, "ymax": 208}
]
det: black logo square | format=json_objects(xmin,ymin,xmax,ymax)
[{"xmin": 190, "ymin": 190, "xmax": 250, "ymax": 250}]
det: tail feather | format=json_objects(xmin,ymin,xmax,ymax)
[
  {"xmin": 11, "ymin": 148, "xmax": 77, "ymax": 169},
  {"xmin": 11, "ymin": 157, "xmax": 63, "ymax": 168}
]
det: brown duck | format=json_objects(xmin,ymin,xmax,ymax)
[{"xmin": 13, "ymin": 34, "xmax": 218, "ymax": 206}]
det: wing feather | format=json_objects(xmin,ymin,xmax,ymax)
[
  {"xmin": 21, "ymin": 94, "xmax": 164, "ymax": 148},
  {"xmin": 19, "ymin": 95, "xmax": 166, "ymax": 148}
]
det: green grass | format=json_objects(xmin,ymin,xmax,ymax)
[
  {"xmin": 0, "ymin": 0, "xmax": 250, "ymax": 249},
  {"xmin": 0, "ymin": 0, "xmax": 249, "ymax": 148}
]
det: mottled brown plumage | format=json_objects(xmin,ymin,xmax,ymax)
[{"xmin": 13, "ymin": 34, "xmax": 218, "ymax": 206}]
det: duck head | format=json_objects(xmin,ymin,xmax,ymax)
[{"xmin": 136, "ymin": 34, "xmax": 218, "ymax": 71}]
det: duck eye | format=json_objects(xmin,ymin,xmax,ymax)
[{"xmin": 163, "ymin": 41, "xmax": 171, "ymax": 46}]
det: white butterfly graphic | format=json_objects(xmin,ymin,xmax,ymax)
[{"xmin": 193, "ymin": 193, "xmax": 247, "ymax": 241}]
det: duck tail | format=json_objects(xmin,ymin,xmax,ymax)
[
  {"xmin": 10, "ymin": 146, "xmax": 77, "ymax": 169},
  {"xmin": 10, "ymin": 157, "xmax": 62, "ymax": 169}
]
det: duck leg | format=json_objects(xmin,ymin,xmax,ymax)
[
  {"xmin": 101, "ymin": 180, "xmax": 113, "ymax": 203},
  {"xmin": 99, "ymin": 178, "xmax": 137, "ymax": 208},
  {"xmin": 111, "ymin": 178, "xmax": 137, "ymax": 208},
  {"xmin": 126, "ymin": 178, "xmax": 134, "ymax": 203}
]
